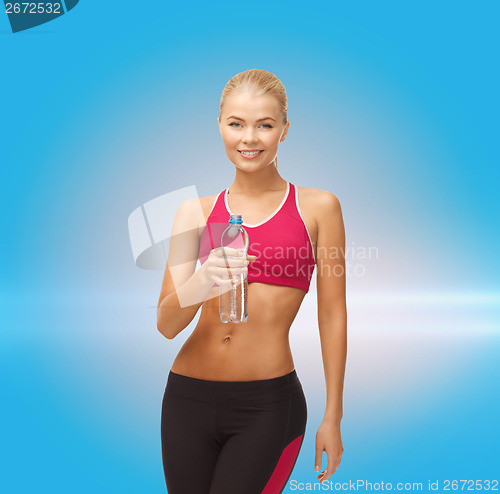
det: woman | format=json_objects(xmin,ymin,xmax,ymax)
[{"xmin": 157, "ymin": 69, "xmax": 347, "ymax": 493}]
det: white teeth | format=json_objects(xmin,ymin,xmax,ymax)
[{"xmin": 241, "ymin": 151, "xmax": 261, "ymax": 156}]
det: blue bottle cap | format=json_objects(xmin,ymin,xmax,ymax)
[{"xmin": 229, "ymin": 214, "xmax": 243, "ymax": 224}]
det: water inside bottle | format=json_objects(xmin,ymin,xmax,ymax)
[
  {"xmin": 221, "ymin": 273, "xmax": 248, "ymax": 323},
  {"xmin": 219, "ymin": 215, "xmax": 249, "ymax": 323}
]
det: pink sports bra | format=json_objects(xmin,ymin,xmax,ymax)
[{"xmin": 198, "ymin": 182, "xmax": 316, "ymax": 293}]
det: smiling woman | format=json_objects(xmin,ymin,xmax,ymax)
[
  {"xmin": 217, "ymin": 71, "xmax": 289, "ymax": 172},
  {"xmin": 158, "ymin": 69, "xmax": 347, "ymax": 493}
]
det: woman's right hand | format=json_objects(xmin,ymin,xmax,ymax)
[{"xmin": 201, "ymin": 247, "xmax": 257, "ymax": 288}]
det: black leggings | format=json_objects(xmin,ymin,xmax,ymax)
[{"xmin": 161, "ymin": 369, "xmax": 307, "ymax": 494}]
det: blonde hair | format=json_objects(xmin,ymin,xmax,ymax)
[{"xmin": 219, "ymin": 69, "xmax": 288, "ymax": 169}]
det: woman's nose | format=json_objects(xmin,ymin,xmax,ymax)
[{"xmin": 242, "ymin": 130, "xmax": 257, "ymax": 142}]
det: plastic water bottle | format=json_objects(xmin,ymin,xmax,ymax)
[{"xmin": 219, "ymin": 214, "xmax": 249, "ymax": 324}]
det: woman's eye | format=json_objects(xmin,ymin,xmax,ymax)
[{"xmin": 228, "ymin": 122, "xmax": 272, "ymax": 129}]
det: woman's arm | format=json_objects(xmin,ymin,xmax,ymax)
[
  {"xmin": 313, "ymin": 190, "xmax": 347, "ymax": 483},
  {"xmin": 157, "ymin": 197, "xmax": 252, "ymax": 339},
  {"xmin": 157, "ymin": 198, "xmax": 215, "ymax": 339},
  {"xmin": 157, "ymin": 263, "xmax": 216, "ymax": 339}
]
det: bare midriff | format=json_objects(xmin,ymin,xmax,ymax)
[{"xmin": 170, "ymin": 282, "xmax": 307, "ymax": 381}]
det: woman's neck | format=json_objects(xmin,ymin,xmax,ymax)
[{"xmin": 229, "ymin": 171, "xmax": 287, "ymax": 197}]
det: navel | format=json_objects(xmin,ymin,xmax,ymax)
[{"xmin": 223, "ymin": 335, "xmax": 231, "ymax": 343}]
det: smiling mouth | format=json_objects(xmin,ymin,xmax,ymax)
[{"xmin": 238, "ymin": 150, "xmax": 264, "ymax": 157}]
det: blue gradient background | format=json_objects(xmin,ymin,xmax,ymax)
[{"xmin": 1, "ymin": 1, "xmax": 499, "ymax": 492}]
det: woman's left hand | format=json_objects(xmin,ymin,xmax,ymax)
[{"xmin": 314, "ymin": 420, "xmax": 344, "ymax": 484}]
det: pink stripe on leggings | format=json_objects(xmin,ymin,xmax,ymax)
[{"xmin": 262, "ymin": 434, "xmax": 304, "ymax": 493}]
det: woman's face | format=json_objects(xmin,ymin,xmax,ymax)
[{"xmin": 218, "ymin": 90, "xmax": 289, "ymax": 171}]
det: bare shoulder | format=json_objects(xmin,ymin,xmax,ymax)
[
  {"xmin": 180, "ymin": 193, "xmax": 219, "ymax": 233},
  {"xmin": 296, "ymin": 186, "xmax": 341, "ymax": 220},
  {"xmin": 198, "ymin": 193, "xmax": 219, "ymax": 223},
  {"xmin": 171, "ymin": 194, "xmax": 216, "ymax": 235}
]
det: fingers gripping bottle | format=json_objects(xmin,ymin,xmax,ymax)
[{"xmin": 219, "ymin": 215, "xmax": 249, "ymax": 323}]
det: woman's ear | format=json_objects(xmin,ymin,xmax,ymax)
[{"xmin": 280, "ymin": 120, "xmax": 290, "ymax": 142}]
